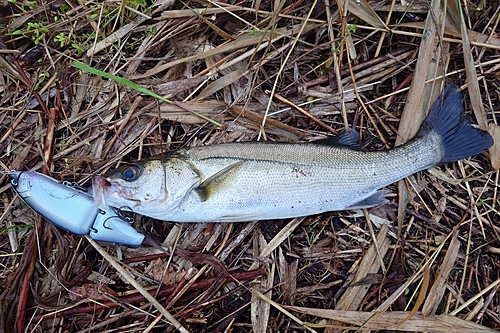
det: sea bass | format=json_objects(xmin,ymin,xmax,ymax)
[{"xmin": 93, "ymin": 84, "xmax": 493, "ymax": 222}]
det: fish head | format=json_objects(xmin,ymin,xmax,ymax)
[
  {"xmin": 93, "ymin": 156, "xmax": 201, "ymax": 217},
  {"xmin": 93, "ymin": 159, "xmax": 169, "ymax": 212}
]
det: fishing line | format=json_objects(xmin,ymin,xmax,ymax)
[{"xmin": 0, "ymin": 170, "xmax": 24, "ymax": 186}]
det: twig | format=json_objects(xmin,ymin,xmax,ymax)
[
  {"xmin": 13, "ymin": 220, "xmax": 39, "ymax": 333},
  {"xmin": 281, "ymin": 46, "xmax": 414, "ymax": 96},
  {"xmin": 32, "ymin": 268, "xmax": 266, "ymax": 321},
  {"xmin": 42, "ymin": 108, "xmax": 57, "ymax": 174},
  {"xmin": 85, "ymin": 236, "xmax": 190, "ymax": 333},
  {"xmin": 268, "ymin": 91, "xmax": 339, "ymax": 135}
]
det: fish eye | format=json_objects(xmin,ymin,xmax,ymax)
[{"xmin": 120, "ymin": 164, "xmax": 141, "ymax": 181}]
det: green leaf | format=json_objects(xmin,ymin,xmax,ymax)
[{"xmin": 71, "ymin": 61, "xmax": 222, "ymax": 127}]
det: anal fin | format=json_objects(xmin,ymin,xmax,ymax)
[{"xmin": 346, "ymin": 190, "xmax": 389, "ymax": 210}]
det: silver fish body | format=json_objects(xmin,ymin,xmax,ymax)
[{"xmin": 95, "ymin": 84, "xmax": 493, "ymax": 222}]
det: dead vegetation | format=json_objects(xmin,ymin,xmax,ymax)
[{"xmin": 0, "ymin": 0, "xmax": 500, "ymax": 331}]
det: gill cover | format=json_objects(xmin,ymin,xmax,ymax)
[{"xmin": 101, "ymin": 156, "xmax": 201, "ymax": 214}]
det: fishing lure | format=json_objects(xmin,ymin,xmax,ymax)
[{"xmin": 3, "ymin": 171, "xmax": 145, "ymax": 246}]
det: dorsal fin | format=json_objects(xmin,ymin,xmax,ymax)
[{"xmin": 314, "ymin": 129, "xmax": 361, "ymax": 147}]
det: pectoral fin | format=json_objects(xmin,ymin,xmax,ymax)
[
  {"xmin": 346, "ymin": 190, "xmax": 389, "ymax": 209},
  {"xmin": 195, "ymin": 161, "xmax": 244, "ymax": 201}
]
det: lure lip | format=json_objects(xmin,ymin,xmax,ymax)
[{"xmin": 89, "ymin": 206, "xmax": 145, "ymax": 246}]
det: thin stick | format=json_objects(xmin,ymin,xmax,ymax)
[
  {"xmin": 85, "ymin": 236, "xmax": 190, "ymax": 333},
  {"xmin": 268, "ymin": 91, "xmax": 339, "ymax": 135}
]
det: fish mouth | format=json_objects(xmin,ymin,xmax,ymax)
[
  {"xmin": 92, "ymin": 175, "xmax": 109, "ymax": 209},
  {"xmin": 92, "ymin": 175, "xmax": 134, "ymax": 209}
]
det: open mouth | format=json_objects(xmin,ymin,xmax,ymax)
[
  {"xmin": 92, "ymin": 175, "xmax": 136, "ymax": 208},
  {"xmin": 92, "ymin": 176, "xmax": 109, "ymax": 208}
]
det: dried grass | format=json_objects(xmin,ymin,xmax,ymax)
[{"xmin": 1, "ymin": 0, "xmax": 500, "ymax": 332}]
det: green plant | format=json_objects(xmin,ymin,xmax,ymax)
[
  {"xmin": 71, "ymin": 42, "xmax": 84, "ymax": 55},
  {"xmin": 12, "ymin": 21, "xmax": 49, "ymax": 45},
  {"xmin": 126, "ymin": 36, "xmax": 141, "ymax": 50},
  {"xmin": 25, "ymin": 21, "xmax": 48, "ymax": 44},
  {"xmin": 7, "ymin": 0, "xmax": 36, "ymax": 11},
  {"xmin": 144, "ymin": 26, "xmax": 157, "ymax": 35},
  {"xmin": 34, "ymin": 72, "xmax": 49, "ymax": 90},
  {"xmin": 54, "ymin": 32, "xmax": 67, "ymax": 47},
  {"xmin": 332, "ymin": 23, "xmax": 357, "ymax": 54},
  {"xmin": 347, "ymin": 23, "xmax": 357, "ymax": 34},
  {"xmin": 0, "ymin": 223, "xmax": 33, "ymax": 235},
  {"xmin": 475, "ymin": 197, "xmax": 492, "ymax": 207}
]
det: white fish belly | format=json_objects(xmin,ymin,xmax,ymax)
[{"xmin": 166, "ymin": 164, "xmax": 346, "ymax": 221}]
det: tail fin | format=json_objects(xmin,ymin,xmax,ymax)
[{"xmin": 417, "ymin": 84, "xmax": 493, "ymax": 163}]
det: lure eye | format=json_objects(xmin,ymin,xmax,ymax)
[{"xmin": 121, "ymin": 164, "xmax": 141, "ymax": 181}]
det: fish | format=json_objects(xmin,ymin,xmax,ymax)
[{"xmin": 93, "ymin": 84, "xmax": 493, "ymax": 222}]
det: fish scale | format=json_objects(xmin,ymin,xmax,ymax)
[
  {"xmin": 94, "ymin": 84, "xmax": 493, "ymax": 222},
  {"xmin": 159, "ymin": 134, "xmax": 441, "ymax": 222}
]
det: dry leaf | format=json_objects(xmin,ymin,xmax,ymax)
[
  {"xmin": 128, "ymin": 23, "xmax": 318, "ymax": 80},
  {"xmin": 286, "ymin": 307, "xmax": 497, "ymax": 333},
  {"xmin": 347, "ymin": 0, "xmax": 388, "ymax": 31},
  {"xmin": 447, "ymin": 0, "xmax": 488, "ymax": 129},
  {"xmin": 488, "ymin": 123, "xmax": 500, "ymax": 170},
  {"xmin": 196, "ymin": 68, "xmax": 248, "ymax": 100},
  {"xmin": 70, "ymin": 283, "xmax": 117, "ymax": 301},
  {"xmin": 393, "ymin": 21, "xmax": 500, "ymax": 48}
]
